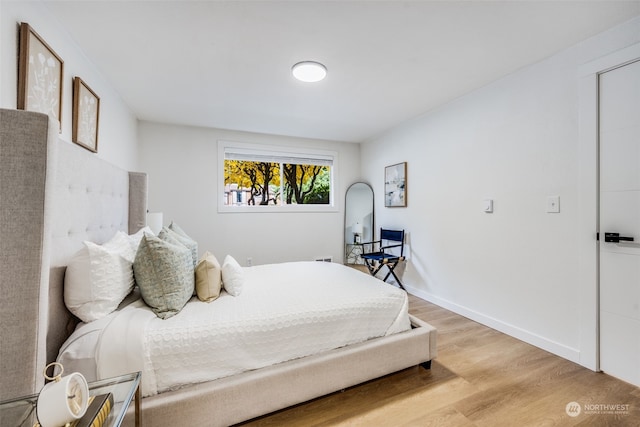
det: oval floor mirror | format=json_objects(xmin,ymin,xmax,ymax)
[{"xmin": 344, "ymin": 182, "xmax": 374, "ymax": 265}]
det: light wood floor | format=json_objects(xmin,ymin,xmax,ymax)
[{"xmin": 239, "ymin": 295, "xmax": 640, "ymax": 426}]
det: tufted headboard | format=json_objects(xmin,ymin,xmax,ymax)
[{"xmin": 0, "ymin": 109, "xmax": 147, "ymax": 400}]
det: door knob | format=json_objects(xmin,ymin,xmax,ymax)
[{"xmin": 604, "ymin": 232, "xmax": 635, "ymax": 243}]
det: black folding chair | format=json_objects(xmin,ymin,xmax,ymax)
[{"xmin": 361, "ymin": 229, "xmax": 405, "ymax": 289}]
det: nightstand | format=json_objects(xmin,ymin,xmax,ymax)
[
  {"xmin": 0, "ymin": 371, "xmax": 141, "ymax": 427},
  {"xmin": 345, "ymin": 243, "xmax": 364, "ymax": 265}
]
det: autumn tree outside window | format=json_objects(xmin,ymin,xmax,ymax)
[{"xmin": 219, "ymin": 141, "xmax": 337, "ymax": 212}]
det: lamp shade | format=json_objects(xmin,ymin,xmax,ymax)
[
  {"xmin": 352, "ymin": 222, "xmax": 363, "ymax": 235},
  {"xmin": 147, "ymin": 212, "xmax": 163, "ymax": 235}
]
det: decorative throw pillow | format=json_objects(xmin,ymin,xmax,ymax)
[
  {"xmin": 159, "ymin": 226, "xmax": 198, "ymax": 269},
  {"xmin": 168, "ymin": 221, "xmax": 198, "ymax": 262},
  {"xmin": 158, "ymin": 227, "xmax": 186, "ymax": 249},
  {"xmin": 133, "ymin": 234, "xmax": 194, "ymax": 319},
  {"xmin": 221, "ymin": 255, "xmax": 244, "ymax": 297},
  {"xmin": 168, "ymin": 221, "xmax": 189, "ymax": 238},
  {"xmin": 127, "ymin": 226, "xmax": 154, "ymax": 254},
  {"xmin": 110, "ymin": 231, "xmax": 138, "ymax": 263},
  {"xmin": 195, "ymin": 251, "xmax": 222, "ymax": 302},
  {"xmin": 64, "ymin": 232, "xmax": 135, "ymax": 323}
]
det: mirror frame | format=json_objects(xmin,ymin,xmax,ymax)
[{"xmin": 344, "ymin": 182, "xmax": 375, "ymax": 264}]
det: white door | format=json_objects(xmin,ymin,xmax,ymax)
[{"xmin": 599, "ymin": 58, "xmax": 640, "ymax": 386}]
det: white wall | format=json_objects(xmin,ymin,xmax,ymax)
[
  {"xmin": 362, "ymin": 16, "xmax": 640, "ymax": 368},
  {"xmin": 138, "ymin": 121, "xmax": 360, "ymax": 266},
  {"xmin": 0, "ymin": 1, "xmax": 138, "ymax": 171},
  {"xmin": 5, "ymin": 0, "xmax": 639, "ymax": 371}
]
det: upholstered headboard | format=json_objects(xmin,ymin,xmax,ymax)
[{"xmin": 0, "ymin": 109, "xmax": 147, "ymax": 400}]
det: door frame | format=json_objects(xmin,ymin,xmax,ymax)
[{"xmin": 578, "ymin": 42, "xmax": 640, "ymax": 371}]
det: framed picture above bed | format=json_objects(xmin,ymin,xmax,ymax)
[
  {"xmin": 385, "ymin": 162, "xmax": 407, "ymax": 207},
  {"xmin": 17, "ymin": 22, "xmax": 64, "ymax": 131},
  {"xmin": 72, "ymin": 77, "xmax": 100, "ymax": 153}
]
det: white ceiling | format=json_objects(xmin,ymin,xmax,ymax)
[{"xmin": 43, "ymin": 0, "xmax": 640, "ymax": 143}]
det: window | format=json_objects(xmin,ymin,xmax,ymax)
[{"xmin": 219, "ymin": 141, "xmax": 337, "ymax": 212}]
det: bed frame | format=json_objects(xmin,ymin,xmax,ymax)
[{"xmin": 0, "ymin": 109, "xmax": 436, "ymax": 426}]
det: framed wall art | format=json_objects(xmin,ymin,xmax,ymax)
[
  {"xmin": 72, "ymin": 77, "xmax": 100, "ymax": 153},
  {"xmin": 384, "ymin": 162, "xmax": 407, "ymax": 207},
  {"xmin": 17, "ymin": 22, "xmax": 64, "ymax": 130}
]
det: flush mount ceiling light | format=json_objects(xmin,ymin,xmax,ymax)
[{"xmin": 292, "ymin": 61, "xmax": 327, "ymax": 83}]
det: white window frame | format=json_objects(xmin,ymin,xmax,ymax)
[{"xmin": 218, "ymin": 140, "xmax": 338, "ymax": 213}]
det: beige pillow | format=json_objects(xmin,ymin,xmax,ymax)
[{"xmin": 195, "ymin": 251, "xmax": 222, "ymax": 302}]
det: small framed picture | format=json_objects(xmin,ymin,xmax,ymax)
[
  {"xmin": 17, "ymin": 22, "xmax": 64, "ymax": 130},
  {"xmin": 385, "ymin": 162, "xmax": 407, "ymax": 207},
  {"xmin": 72, "ymin": 77, "xmax": 100, "ymax": 153}
]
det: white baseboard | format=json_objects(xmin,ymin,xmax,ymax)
[{"xmin": 405, "ymin": 285, "xmax": 582, "ymax": 365}]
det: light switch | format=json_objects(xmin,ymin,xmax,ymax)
[
  {"xmin": 546, "ymin": 196, "xmax": 560, "ymax": 213},
  {"xmin": 483, "ymin": 199, "xmax": 493, "ymax": 213}
]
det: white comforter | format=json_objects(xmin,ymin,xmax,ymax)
[{"xmin": 61, "ymin": 262, "xmax": 410, "ymax": 397}]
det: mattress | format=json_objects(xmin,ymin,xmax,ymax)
[{"xmin": 58, "ymin": 261, "xmax": 411, "ymax": 397}]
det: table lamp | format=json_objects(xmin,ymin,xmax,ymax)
[
  {"xmin": 353, "ymin": 222, "xmax": 363, "ymax": 243},
  {"xmin": 147, "ymin": 211, "xmax": 163, "ymax": 235}
]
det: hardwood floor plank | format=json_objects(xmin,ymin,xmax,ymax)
[
  {"xmin": 238, "ymin": 294, "xmax": 640, "ymax": 426},
  {"xmin": 402, "ymin": 406, "xmax": 476, "ymax": 427},
  {"xmin": 331, "ymin": 377, "xmax": 480, "ymax": 426}
]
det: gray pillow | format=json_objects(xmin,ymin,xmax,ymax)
[
  {"xmin": 160, "ymin": 225, "xmax": 198, "ymax": 268},
  {"xmin": 134, "ymin": 234, "xmax": 194, "ymax": 319},
  {"xmin": 168, "ymin": 221, "xmax": 190, "ymax": 239}
]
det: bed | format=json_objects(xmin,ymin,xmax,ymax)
[{"xmin": 0, "ymin": 109, "xmax": 436, "ymax": 426}]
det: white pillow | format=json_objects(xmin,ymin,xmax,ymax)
[
  {"xmin": 108, "ymin": 231, "xmax": 137, "ymax": 263},
  {"xmin": 127, "ymin": 226, "xmax": 154, "ymax": 254},
  {"xmin": 221, "ymin": 255, "xmax": 244, "ymax": 297},
  {"xmin": 64, "ymin": 233, "xmax": 135, "ymax": 323}
]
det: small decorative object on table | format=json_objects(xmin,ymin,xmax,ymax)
[
  {"xmin": 36, "ymin": 362, "xmax": 89, "ymax": 427},
  {"xmin": 71, "ymin": 392, "xmax": 113, "ymax": 427}
]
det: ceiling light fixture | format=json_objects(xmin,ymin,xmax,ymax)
[{"xmin": 292, "ymin": 61, "xmax": 327, "ymax": 83}]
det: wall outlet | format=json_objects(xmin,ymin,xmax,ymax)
[
  {"xmin": 246, "ymin": 257, "xmax": 253, "ymax": 266},
  {"xmin": 546, "ymin": 196, "xmax": 560, "ymax": 213}
]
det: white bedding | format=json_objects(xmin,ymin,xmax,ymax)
[{"xmin": 58, "ymin": 261, "xmax": 410, "ymax": 397}]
